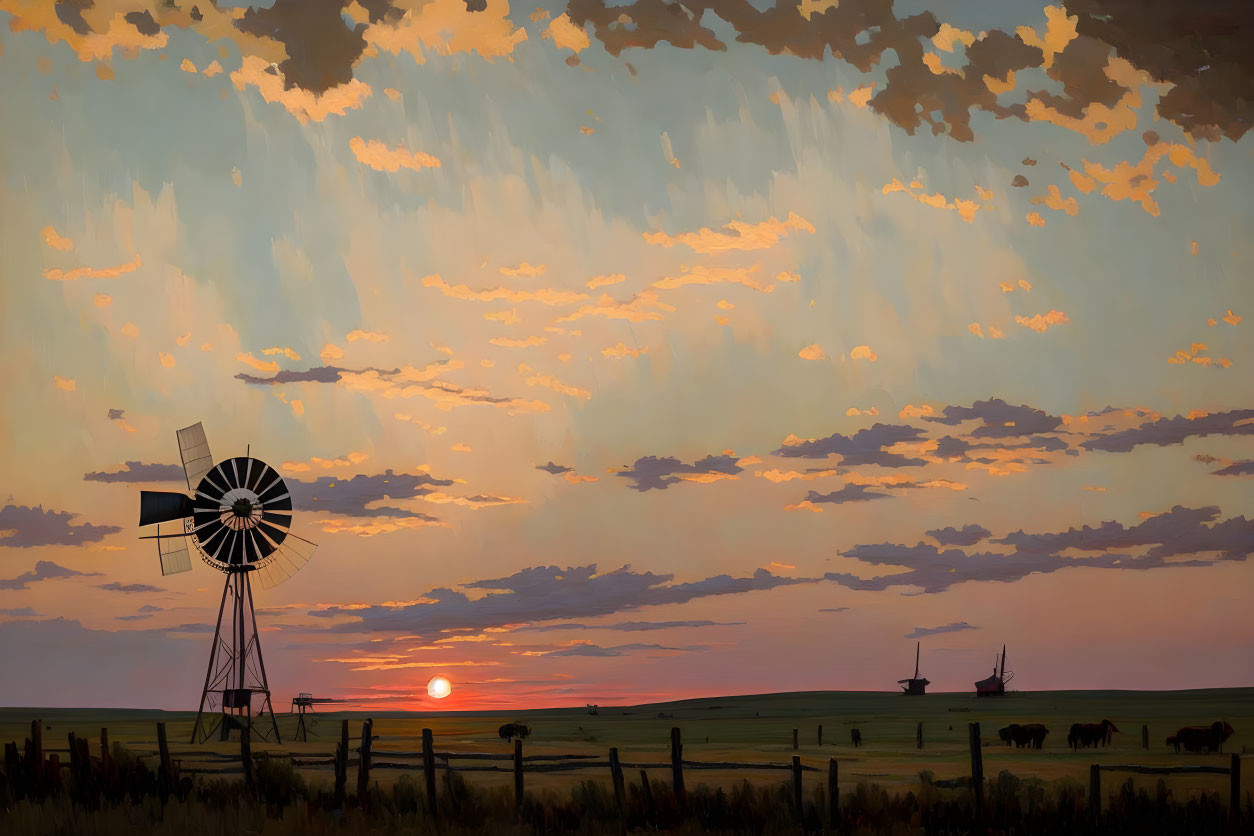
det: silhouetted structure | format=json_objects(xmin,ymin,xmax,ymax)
[
  {"xmin": 898, "ymin": 642, "xmax": 929, "ymax": 695},
  {"xmin": 291, "ymin": 693, "xmax": 345, "ymax": 742},
  {"xmin": 137, "ymin": 422, "xmax": 318, "ymax": 743},
  {"xmin": 974, "ymin": 644, "xmax": 1013, "ymax": 696}
]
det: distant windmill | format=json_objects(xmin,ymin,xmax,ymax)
[
  {"xmin": 137, "ymin": 422, "xmax": 317, "ymax": 743},
  {"xmin": 898, "ymin": 641, "xmax": 929, "ymax": 695}
]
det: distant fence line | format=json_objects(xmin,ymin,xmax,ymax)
[{"xmin": 2, "ymin": 717, "xmax": 1248, "ymax": 826}]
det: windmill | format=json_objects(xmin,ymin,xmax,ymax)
[
  {"xmin": 137, "ymin": 422, "xmax": 317, "ymax": 743},
  {"xmin": 897, "ymin": 641, "xmax": 929, "ymax": 695}
]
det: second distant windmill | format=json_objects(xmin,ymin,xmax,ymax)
[{"xmin": 898, "ymin": 641, "xmax": 929, "ymax": 695}]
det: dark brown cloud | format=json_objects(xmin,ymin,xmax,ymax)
[
  {"xmin": 235, "ymin": 0, "xmax": 370, "ymax": 94},
  {"xmin": 1066, "ymin": 0, "xmax": 1254, "ymax": 141}
]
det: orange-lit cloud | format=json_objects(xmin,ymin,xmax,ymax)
[
  {"xmin": 490, "ymin": 335, "xmax": 547, "ymax": 348},
  {"xmin": 261, "ymin": 346, "xmax": 301, "ymax": 361},
  {"xmin": 394, "ymin": 413, "xmax": 448, "ymax": 435},
  {"xmin": 93, "ymin": 293, "xmax": 112, "ymax": 307},
  {"xmin": 845, "ymin": 407, "xmax": 880, "ymax": 417},
  {"xmin": 652, "ymin": 265, "xmax": 798, "ymax": 294},
  {"xmin": 236, "ymin": 352, "xmax": 280, "ymax": 373},
  {"xmin": 41, "ymin": 225, "xmax": 74, "ymax": 251},
  {"xmin": 1167, "ymin": 342, "xmax": 1232, "ymax": 369},
  {"xmin": 799, "ymin": 344, "xmax": 826, "ymax": 361},
  {"xmin": 421, "ymin": 273, "xmax": 588, "ymax": 306},
  {"xmin": 554, "ymin": 290, "xmax": 675, "ymax": 323},
  {"xmin": 500, "ymin": 262, "xmax": 545, "ymax": 278},
  {"xmin": 53, "ymin": 376, "xmax": 76, "ymax": 392},
  {"xmin": 43, "ymin": 255, "xmax": 142, "ymax": 281},
  {"xmin": 543, "ymin": 13, "xmax": 590, "ymax": 53},
  {"xmin": 519, "ymin": 364, "xmax": 591, "ymax": 399},
  {"xmin": 317, "ymin": 516, "xmax": 448, "ymax": 536},
  {"xmin": 643, "ymin": 212, "xmax": 815, "ymax": 253},
  {"xmin": 1030, "ymin": 185, "xmax": 1079, "ymax": 216},
  {"xmin": 882, "ymin": 179, "xmax": 981, "ymax": 223},
  {"xmin": 347, "ymin": 330, "xmax": 389, "ymax": 343},
  {"xmin": 321, "ymin": 343, "xmax": 345, "ymax": 361},
  {"xmin": 586, "ymin": 273, "xmax": 625, "ymax": 289},
  {"xmin": 283, "ymin": 452, "xmax": 369, "ymax": 472},
  {"xmin": 1015, "ymin": 310, "xmax": 1069, "ymax": 333},
  {"xmin": 602, "ymin": 343, "xmax": 647, "ymax": 359},
  {"xmin": 349, "ymin": 136, "xmax": 441, "ymax": 172},
  {"xmin": 232, "ymin": 56, "xmax": 372, "ymax": 124},
  {"xmin": 850, "ymin": 345, "xmax": 877, "ymax": 362}
]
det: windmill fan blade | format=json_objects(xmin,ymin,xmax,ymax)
[
  {"xmin": 176, "ymin": 421, "xmax": 213, "ymax": 491},
  {"xmin": 256, "ymin": 533, "xmax": 317, "ymax": 589},
  {"xmin": 157, "ymin": 523, "xmax": 193, "ymax": 576},
  {"xmin": 139, "ymin": 491, "xmax": 194, "ymax": 526}
]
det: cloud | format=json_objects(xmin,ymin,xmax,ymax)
[
  {"xmin": 281, "ymin": 452, "xmax": 370, "ymax": 472},
  {"xmin": 518, "ymin": 366, "xmax": 590, "ymax": 399},
  {"xmin": 320, "ymin": 564, "xmax": 811, "ymax": 634},
  {"xmin": 0, "ymin": 506, "xmax": 122, "ymax": 548},
  {"xmin": 544, "ymin": 12, "xmax": 591, "ymax": 53},
  {"xmin": 96, "ymin": 582, "xmax": 164, "ymax": 594},
  {"xmin": 543, "ymin": 642, "xmax": 701, "ymax": 657},
  {"xmin": 617, "ymin": 453, "xmax": 744, "ymax": 491},
  {"xmin": 0, "ymin": 560, "xmax": 102, "ymax": 590},
  {"xmin": 83, "ymin": 461, "xmax": 184, "ymax": 483},
  {"xmin": 643, "ymin": 212, "xmax": 815, "ymax": 254},
  {"xmin": 827, "ymin": 506, "xmax": 1253, "ymax": 594},
  {"xmin": 42, "ymin": 255, "xmax": 142, "ymax": 281},
  {"xmin": 1166, "ymin": 342, "xmax": 1232, "ymax": 369},
  {"xmin": 1082, "ymin": 409, "xmax": 1254, "ymax": 453},
  {"xmin": 923, "ymin": 398, "xmax": 1064, "ymax": 438},
  {"xmin": 236, "ymin": 352, "xmax": 281, "ymax": 373},
  {"xmin": 490, "ymin": 335, "xmax": 547, "ymax": 348},
  {"xmin": 421, "ymin": 273, "xmax": 589, "ymax": 305},
  {"xmin": 799, "ymin": 484, "xmax": 892, "ymax": 505},
  {"xmin": 652, "ymin": 265, "xmax": 797, "ymax": 294},
  {"xmin": 1212, "ymin": 460, "xmax": 1254, "ymax": 477},
  {"xmin": 799, "ymin": 344, "xmax": 826, "ymax": 361},
  {"xmin": 230, "ymin": 56, "xmax": 372, "ymax": 124},
  {"xmin": 515, "ymin": 619, "xmax": 743, "ymax": 632},
  {"xmin": 850, "ymin": 345, "xmax": 877, "ymax": 362},
  {"xmin": 1015, "ymin": 310, "xmax": 1070, "ymax": 333},
  {"xmin": 349, "ymin": 137, "xmax": 441, "ymax": 172},
  {"xmin": 554, "ymin": 290, "xmax": 676, "ymax": 322},
  {"xmin": 882, "ymin": 179, "xmax": 982, "ymax": 223},
  {"xmin": 41, "ymin": 225, "xmax": 74, "ymax": 251},
  {"xmin": 602, "ymin": 343, "xmax": 647, "ymax": 359},
  {"xmin": 288, "ymin": 469, "xmax": 455, "ymax": 518},
  {"xmin": 536, "ymin": 461, "xmax": 574, "ymax": 475},
  {"xmin": 905, "ymin": 621, "xmax": 977, "ymax": 639},
  {"xmin": 774, "ymin": 423, "xmax": 929, "ymax": 467},
  {"xmin": 53, "ymin": 376, "xmax": 76, "ymax": 391},
  {"xmin": 927, "ymin": 524, "xmax": 992, "ymax": 546},
  {"xmin": 587, "ymin": 274, "xmax": 625, "ymax": 289},
  {"xmin": 0, "ymin": 607, "xmax": 39, "ymax": 617}
]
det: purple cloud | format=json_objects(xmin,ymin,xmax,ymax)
[
  {"xmin": 773, "ymin": 423, "xmax": 928, "ymax": 467},
  {"xmin": 0, "ymin": 560, "xmax": 102, "ymax": 590},
  {"xmin": 0, "ymin": 505, "xmax": 122, "ymax": 548},
  {"xmin": 927, "ymin": 524, "xmax": 991, "ymax": 546},
  {"xmin": 617, "ymin": 453, "xmax": 743, "ymax": 491},
  {"xmin": 84, "ymin": 461, "xmax": 184, "ymax": 483}
]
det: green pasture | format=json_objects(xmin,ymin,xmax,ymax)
[{"xmin": 3, "ymin": 689, "xmax": 1250, "ymax": 797}]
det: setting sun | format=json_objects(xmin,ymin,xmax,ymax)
[{"xmin": 427, "ymin": 676, "xmax": 452, "ymax": 700}]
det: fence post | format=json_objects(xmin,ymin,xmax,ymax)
[
  {"xmin": 240, "ymin": 720, "xmax": 253, "ymax": 789},
  {"xmin": 792, "ymin": 755, "xmax": 804, "ymax": 820},
  {"xmin": 917, "ymin": 721, "xmax": 924, "ymax": 750},
  {"xmin": 422, "ymin": 727, "xmax": 438, "ymax": 818},
  {"xmin": 1142, "ymin": 724, "xmax": 1149, "ymax": 750},
  {"xmin": 334, "ymin": 720, "xmax": 348, "ymax": 807},
  {"xmin": 968, "ymin": 722, "xmax": 983, "ymax": 812},
  {"xmin": 793, "ymin": 728, "xmax": 799, "ymax": 751},
  {"xmin": 1231, "ymin": 753, "xmax": 1240, "ymax": 824},
  {"xmin": 100, "ymin": 728, "xmax": 111, "ymax": 775},
  {"xmin": 513, "ymin": 738, "xmax": 524, "ymax": 817},
  {"xmin": 67, "ymin": 732, "xmax": 78, "ymax": 782},
  {"xmin": 818, "ymin": 725, "xmax": 823, "ymax": 746},
  {"xmin": 670, "ymin": 727, "xmax": 685, "ymax": 803},
  {"xmin": 157, "ymin": 721, "xmax": 173, "ymax": 795},
  {"xmin": 608, "ymin": 747, "xmax": 625, "ymax": 816},
  {"xmin": 828, "ymin": 757, "xmax": 839, "ymax": 826},
  {"xmin": 1089, "ymin": 764, "xmax": 1101, "ymax": 820},
  {"xmin": 31, "ymin": 719, "xmax": 42, "ymax": 783},
  {"xmin": 357, "ymin": 719, "xmax": 372, "ymax": 805},
  {"xmin": 640, "ymin": 770, "xmax": 656, "ymax": 826}
]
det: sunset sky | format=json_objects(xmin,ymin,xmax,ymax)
[{"xmin": 1, "ymin": 0, "xmax": 1251, "ymax": 710}]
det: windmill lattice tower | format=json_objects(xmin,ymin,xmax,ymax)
[{"xmin": 138, "ymin": 422, "xmax": 317, "ymax": 743}]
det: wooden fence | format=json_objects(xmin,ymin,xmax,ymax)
[{"xmin": 2, "ymin": 717, "xmax": 1248, "ymax": 826}]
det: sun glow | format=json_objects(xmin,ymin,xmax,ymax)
[{"xmin": 427, "ymin": 675, "xmax": 452, "ymax": 699}]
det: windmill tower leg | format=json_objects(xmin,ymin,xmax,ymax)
[
  {"xmin": 244, "ymin": 572, "xmax": 282, "ymax": 744},
  {"xmin": 191, "ymin": 574, "xmax": 233, "ymax": 744}
]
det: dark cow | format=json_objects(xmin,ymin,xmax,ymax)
[
  {"xmin": 1068, "ymin": 720, "xmax": 1119, "ymax": 751},
  {"xmin": 1169, "ymin": 721, "xmax": 1235, "ymax": 753},
  {"xmin": 850, "ymin": 729, "xmax": 863, "ymax": 748},
  {"xmin": 498, "ymin": 723, "xmax": 532, "ymax": 743},
  {"xmin": 999, "ymin": 724, "xmax": 1049, "ymax": 749}
]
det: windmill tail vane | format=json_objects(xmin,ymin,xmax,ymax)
[{"xmin": 136, "ymin": 421, "xmax": 318, "ymax": 744}]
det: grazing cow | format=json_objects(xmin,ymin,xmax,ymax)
[
  {"xmin": 1068, "ymin": 720, "xmax": 1119, "ymax": 751},
  {"xmin": 1000, "ymin": 724, "xmax": 1049, "ymax": 749},
  {"xmin": 498, "ymin": 723, "xmax": 532, "ymax": 743},
  {"xmin": 1171, "ymin": 721, "xmax": 1235, "ymax": 754},
  {"xmin": 850, "ymin": 729, "xmax": 863, "ymax": 748}
]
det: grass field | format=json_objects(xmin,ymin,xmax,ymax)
[{"xmin": 3, "ymin": 688, "xmax": 1250, "ymax": 800}]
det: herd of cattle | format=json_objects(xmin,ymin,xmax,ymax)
[{"xmin": 994, "ymin": 719, "xmax": 1237, "ymax": 753}]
